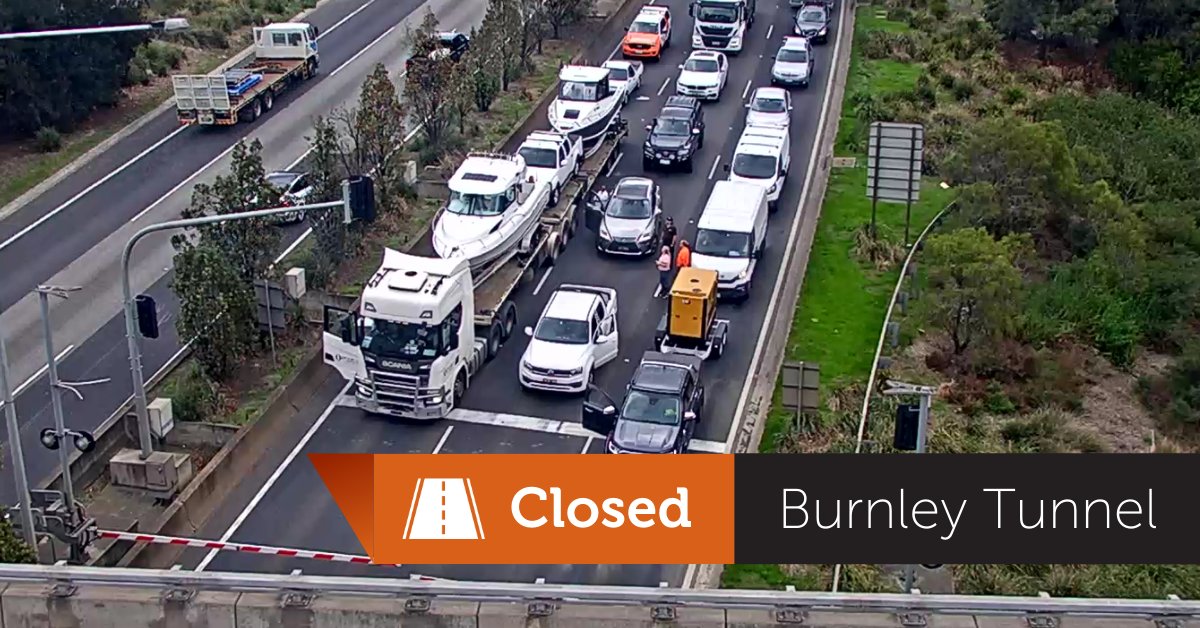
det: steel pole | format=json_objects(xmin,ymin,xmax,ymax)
[
  {"xmin": 0, "ymin": 24, "xmax": 150, "ymax": 41},
  {"xmin": 0, "ymin": 335, "xmax": 38, "ymax": 552},
  {"xmin": 915, "ymin": 392, "xmax": 931, "ymax": 454},
  {"xmin": 36, "ymin": 291, "xmax": 76, "ymax": 512}
]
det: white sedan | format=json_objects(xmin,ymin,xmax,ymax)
[
  {"xmin": 676, "ymin": 50, "xmax": 727, "ymax": 101},
  {"xmin": 603, "ymin": 60, "xmax": 643, "ymax": 104},
  {"xmin": 519, "ymin": 285, "xmax": 620, "ymax": 393},
  {"xmin": 745, "ymin": 87, "xmax": 792, "ymax": 130}
]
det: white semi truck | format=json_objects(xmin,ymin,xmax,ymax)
[
  {"xmin": 172, "ymin": 22, "xmax": 319, "ymax": 126},
  {"xmin": 689, "ymin": 0, "xmax": 756, "ymax": 53},
  {"xmin": 320, "ymin": 120, "xmax": 627, "ymax": 419}
]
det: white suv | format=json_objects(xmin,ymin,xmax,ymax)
[
  {"xmin": 725, "ymin": 125, "xmax": 790, "ymax": 208},
  {"xmin": 676, "ymin": 50, "xmax": 728, "ymax": 101},
  {"xmin": 519, "ymin": 285, "xmax": 620, "ymax": 393}
]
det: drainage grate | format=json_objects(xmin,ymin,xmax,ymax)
[
  {"xmin": 651, "ymin": 605, "xmax": 677, "ymax": 622},
  {"xmin": 280, "ymin": 592, "xmax": 313, "ymax": 609},
  {"xmin": 404, "ymin": 598, "xmax": 431, "ymax": 614},
  {"xmin": 528, "ymin": 601, "xmax": 555, "ymax": 617},
  {"xmin": 897, "ymin": 611, "xmax": 928, "ymax": 627},
  {"xmin": 774, "ymin": 607, "xmax": 808, "ymax": 624},
  {"xmin": 1026, "ymin": 616, "xmax": 1059, "ymax": 628}
]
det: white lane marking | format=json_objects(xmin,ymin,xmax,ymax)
[
  {"xmin": 728, "ymin": 0, "xmax": 848, "ymax": 455},
  {"xmin": 330, "ymin": 24, "xmax": 397, "ymax": 76},
  {"xmin": 766, "ymin": 24, "xmax": 774, "ymax": 39},
  {"xmin": 742, "ymin": 78, "xmax": 752, "ymax": 99},
  {"xmin": 657, "ymin": 77, "xmax": 672, "ymax": 96},
  {"xmin": 581, "ymin": 436, "xmax": 593, "ymax": 453},
  {"xmin": 273, "ymin": 227, "xmax": 314, "ymax": 265},
  {"xmin": 707, "ymin": 155, "xmax": 721, "ymax": 180},
  {"xmin": 432, "ymin": 425, "xmax": 454, "ymax": 453},
  {"xmin": 129, "ymin": 143, "xmax": 239, "ymax": 223},
  {"xmin": 533, "ymin": 266, "xmax": 554, "ymax": 296},
  {"xmin": 605, "ymin": 151, "xmax": 624, "ymax": 178},
  {"xmin": 195, "ymin": 381, "xmax": 353, "ymax": 571},
  {"xmin": 0, "ymin": 0, "xmax": 380, "ymax": 249},
  {"xmin": 447, "ymin": 408, "xmax": 725, "ymax": 453},
  {"xmin": 8, "ymin": 345, "xmax": 76, "ymax": 398}
]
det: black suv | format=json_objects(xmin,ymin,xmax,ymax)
[
  {"xmin": 582, "ymin": 351, "xmax": 705, "ymax": 454},
  {"xmin": 643, "ymin": 95, "xmax": 705, "ymax": 173},
  {"xmin": 406, "ymin": 31, "xmax": 471, "ymax": 71}
]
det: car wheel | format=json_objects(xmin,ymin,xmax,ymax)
[{"xmin": 549, "ymin": 184, "xmax": 560, "ymax": 206}]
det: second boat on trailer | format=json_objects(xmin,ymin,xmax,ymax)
[{"xmin": 548, "ymin": 64, "xmax": 626, "ymax": 156}]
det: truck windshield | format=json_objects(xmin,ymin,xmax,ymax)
[
  {"xmin": 362, "ymin": 318, "xmax": 444, "ymax": 359},
  {"xmin": 732, "ymin": 153, "xmax": 778, "ymax": 179},
  {"xmin": 534, "ymin": 317, "xmax": 590, "ymax": 344},
  {"xmin": 622, "ymin": 390, "xmax": 682, "ymax": 425},
  {"xmin": 695, "ymin": 228, "xmax": 752, "ymax": 258},
  {"xmin": 447, "ymin": 190, "xmax": 509, "ymax": 216},
  {"xmin": 518, "ymin": 146, "xmax": 557, "ymax": 168},
  {"xmin": 559, "ymin": 80, "xmax": 602, "ymax": 101},
  {"xmin": 696, "ymin": 4, "xmax": 739, "ymax": 23}
]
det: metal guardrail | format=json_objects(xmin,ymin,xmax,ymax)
[{"xmin": 0, "ymin": 564, "xmax": 1196, "ymax": 618}]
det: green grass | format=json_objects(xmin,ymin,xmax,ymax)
[{"xmin": 835, "ymin": 8, "xmax": 921, "ymax": 154}]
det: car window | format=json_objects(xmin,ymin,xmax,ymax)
[
  {"xmin": 695, "ymin": 227, "xmax": 753, "ymax": 258},
  {"xmin": 534, "ymin": 316, "xmax": 590, "ymax": 344},
  {"xmin": 608, "ymin": 66, "xmax": 628, "ymax": 80},
  {"xmin": 622, "ymin": 390, "xmax": 682, "ymax": 425},
  {"xmin": 777, "ymin": 48, "xmax": 809, "ymax": 63},
  {"xmin": 629, "ymin": 20, "xmax": 658, "ymax": 33},
  {"xmin": 800, "ymin": 8, "xmax": 825, "ymax": 21},
  {"xmin": 653, "ymin": 117, "xmax": 691, "ymax": 135},
  {"xmin": 752, "ymin": 95, "xmax": 788, "ymax": 113},
  {"xmin": 684, "ymin": 58, "xmax": 719, "ymax": 72},
  {"xmin": 518, "ymin": 146, "xmax": 557, "ymax": 168}
]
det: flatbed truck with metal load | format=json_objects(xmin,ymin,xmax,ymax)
[
  {"xmin": 172, "ymin": 22, "xmax": 319, "ymax": 126},
  {"xmin": 320, "ymin": 119, "xmax": 627, "ymax": 419}
]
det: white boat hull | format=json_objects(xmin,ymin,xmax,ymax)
[
  {"xmin": 432, "ymin": 183, "xmax": 551, "ymax": 272},
  {"xmin": 550, "ymin": 95, "xmax": 623, "ymax": 156}
]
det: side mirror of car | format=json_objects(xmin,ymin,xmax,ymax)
[
  {"xmin": 603, "ymin": 405, "xmax": 617, "ymax": 416},
  {"xmin": 691, "ymin": 127, "xmax": 701, "ymax": 134},
  {"xmin": 523, "ymin": 326, "xmax": 534, "ymax": 337},
  {"xmin": 645, "ymin": 124, "xmax": 653, "ymax": 132},
  {"xmin": 684, "ymin": 411, "xmax": 697, "ymax": 421},
  {"xmin": 677, "ymin": 64, "xmax": 685, "ymax": 70},
  {"xmin": 722, "ymin": 163, "xmax": 731, "ymax": 173}
]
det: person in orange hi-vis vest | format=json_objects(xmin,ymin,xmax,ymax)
[{"xmin": 675, "ymin": 239, "xmax": 692, "ymax": 269}]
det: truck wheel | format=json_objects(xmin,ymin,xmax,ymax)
[
  {"xmin": 451, "ymin": 371, "xmax": 466, "ymax": 410},
  {"xmin": 499, "ymin": 302, "xmax": 518, "ymax": 341},
  {"xmin": 305, "ymin": 58, "xmax": 318, "ymax": 78},
  {"xmin": 263, "ymin": 91, "xmax": 275, "ymax": 111},
  {"xmin": 486, "ymin": 322, "xmax": 503, "ymax": 360}
]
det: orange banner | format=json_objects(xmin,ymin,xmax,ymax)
[{"xmin": 311, "ymin": 454, "xmax": 736, "ymax": 565}]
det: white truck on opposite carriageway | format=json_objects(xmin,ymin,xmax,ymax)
[
  {"xmin": 172, "ymin": 22, "xmax": 319, "ymax": 126},
  {"xmin": 320, "ymin": 118, "xmax": 627, "ymax": 419}
]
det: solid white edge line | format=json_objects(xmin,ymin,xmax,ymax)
[
  {"xmin": 707, "ymin": 155, "xmax": 721, "ymax": 180},
  {"xmin": 330, "ymin": 24, "xmax": 397, "ymax": 76},
  {"xmin": 432, "ymin": 425, "xmax": 454, "ymax": 453},
  {"xmin": 195, "ymin": 380, "xmax": 353, "ymax": 572},
  {"xmin": 274, "ymin": 227, "xmax": 314, "ymax": 265},
  {"xmin": 533, "ymin": 266, "xmax": 554, "ymax": 296},
  {"xmin": 0, "ymin": 127, "xmax": 189, "ymax": 252},
  {"xmin": 8, "ymin": 344, "xmax": 76, "ymax": 398},
  {"xmin": 129, "ymin": 143, "xmax": 239, "ymax": 224}
]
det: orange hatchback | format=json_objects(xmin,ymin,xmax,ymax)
[{"xmin": 622, "ymin": 6, "xmax": 672, "ymax": 60}]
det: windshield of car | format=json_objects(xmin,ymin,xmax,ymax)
[
  {"xmin": 732, "ymin": 152, "xmax": 778, "ymax": 179},
  {"xmin": 533, "ymin": 316, "xmax": 590, "ymax": 344},
  {"xmin": 446, "ymin": 190, "xmax": 509, "ymax": 217},
  {"xmin": 696, "ymin": 4, "xmax": 738, "ymax": 22},
  {"xmin": 777, "ymin": 48, "xmax": 808, "ymax": 63},
  {"xmin": 518, "ymin": 146, "xmax": 557, "ymax": 168},
  {"xmin": 653, "ymin": 117, "xmax": 691, "ymax": 136},
  {"xmin": 362, "ymin": 318, "xmax": 444, "ymax": 359},
  {"xmin": 265, "ymin": 173, "xmax": 299, "ymax": 190},
  {"xmin": 559, "ymin": 80, "xmax": 601, "ymax": 101},
  {"xmin": 799, "ymin": 8, "xmax": 825, "ymax": 22},
  {"xmin": 629, "ymin": 20, "xmax": 658, "ymax": 33},
  {"xmin": 752, "ymin": 95, "xmax": 787, "ymax": 112},
  {"xmin": 607, "ymin": 65, "xmax": 628, "ymax": 80},
  {"xmin": 621, "ymin": 390, "xmax": 682, "ymax": 425},
  {"xmin": 606, "ymin": 189, "xmax": 652, "ymax": 218},
  {"xmin": 684, "ymin": 57, "xmax": 719, "ymax": 72},
  {"xmin": 694, "ymin": 227, "xmax": 752, "ymax": 258}
]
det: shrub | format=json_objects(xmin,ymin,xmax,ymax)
[
  {"xmin": 951, "ymin": 76, "xmax": 977, "ymax": 101},
  {"xmin": 167, "ymin": 362, "xmax": 219, "ymax": 422},
  {"xmin": 1001, "ymin": 84, "xmax": 1027, "ymax": 104},
  {"xmin": 1000, "ymin": 409, "xmax": 1107, "ymax": 452},
  {"xmin": 913, "ymin": 73, "xmax": 938, "ymax": 106},
  {"xmin": 34, "ymin": 127, "xmax": 62, "ymax": 153}
]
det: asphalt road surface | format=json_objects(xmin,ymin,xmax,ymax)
[
  {"xmin": 170, "ymin": 0, "xmax": 844, "ymax": 585},
  {"xmin": 0, "ymin": 0, "xmax": 490, "ymax": 504}
]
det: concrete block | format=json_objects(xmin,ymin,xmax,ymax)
[
  {"xmin": 236, "ymin": 591, "xmax": 480, "ymax": 627},
  {"xmin": 1, "ymin": 583, "xmax": 237, "ymax": 628},
  {"xmin": 109, "ymin": 449, "xmax": 194, "ymax": 499},
  {"xmin": 478, "ymin": 601, "xmax": 725, "ymax": 627},
  {"xmin": 978, "ymin": 618, "xmax": 1174, "ymax": 628},
  {"xmin": 729, "ymin": 609, "xmax": 980, "ymax": 628}
]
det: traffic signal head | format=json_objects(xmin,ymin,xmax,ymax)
[
  {"xmin": 135, "ymin": 294, "xmax": 159, "ymax": 339},
  {"xmin": 893, "ymin": 403, "xmax": 920, "ymax": 451},
  {"xmin": 342, "ymin": 175, "xmax": 376, "ymax": 224}
]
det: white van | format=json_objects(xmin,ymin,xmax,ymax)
[
  {"xmin": 725, "ymin": 124, "xmax": 790, "ymax": 210},
  {"xmin": 690, "ymin": 180, "xmax": 769, "ymax": 300}
]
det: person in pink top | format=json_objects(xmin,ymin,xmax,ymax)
[{"xmin": 655, "ymin": 245, "xmax": 672, "ymax": 297}]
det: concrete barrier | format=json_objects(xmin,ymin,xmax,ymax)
[{"xmin": 0, "ymin": 583, "xmax": 1186, "ymax": 627}]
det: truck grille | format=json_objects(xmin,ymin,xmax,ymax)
[
  {"xmin": 357, "ymin": 368, "xmax": 439, "ymax": 412},
  {"xmin": 698, "ymin": 25, "xmax": 733, "ymax": 36}
]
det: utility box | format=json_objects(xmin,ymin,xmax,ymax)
[
  {"xmin": 285, "ymin": 267, "xmax": 306, "ymax": 299},
  {"xmin": 668, "ymin": 268, "xmax": 718, "ymax": 340},
  {"xmin": 109, "ymin": 449, "xmax": 195, "ymax": 500},
  {"xmin": 148, "ymin": 397, "xmax": 174, "ymax": 439}
]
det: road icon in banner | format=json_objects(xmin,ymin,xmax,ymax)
[{"xmin": 403, "ymin": 478, "xmax": 485, "ymax": 540}]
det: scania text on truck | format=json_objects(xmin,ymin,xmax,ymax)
[
  {"xmin": 173, "ymin": 22, "xmax": 319, "ymax": 126},
  {"xmin": 320, "ymin": 121, "xmax": 627, "ymax": 419},
  {"xmin": 688, "ymin": 0, "xmax": 755, "ymax": 54}
]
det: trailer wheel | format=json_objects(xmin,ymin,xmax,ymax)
[
  {"xmin": 263, "ymin": 91, "xmax": 275, "ymax": 112},
  {"xmin": 713, "ymin": 332, "xmax": 726, "ymax": 359},
  {"xmin": 486, "ymin": 322, "xmax": 503, "ymax": 360},
  {"xmin": 241, "ymin": 99, "xmax": 263, "ymax": 123},
  {"xmin": 499, "ymin": 302, "xmax": 518, "ymax": 341}
]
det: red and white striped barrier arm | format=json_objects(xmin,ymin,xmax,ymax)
[{"xmin": 95, "ymin": 529, "xmax": 449, "ymax": 581}]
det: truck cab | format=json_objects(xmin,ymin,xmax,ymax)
[
  {"xmin": 689, "ymin": 0, "xmax": 755, "ymax": 53},
  {"xmin": 582, "ymin": 351, "xmax": 705, "ymax": 454},
  {"xmin": 517, "ymin": 130, "xmax": 583, "ymax": 207}
]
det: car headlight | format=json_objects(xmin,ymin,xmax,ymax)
[
  {"xmin": 637, "ymin": 223, "xmax": 656, "ymax": 242},
  {"xmin": 737, "ymin": 267, "xmax": 750, "ymax": 280},
  {"xmin": 607, "ymin": 440, "xmax": 620, "ymax": 453},
  {"xmin": 819, "ymin": 27, "xmax": 828, "ymax": 35},
  {"xmin": 428, "ymin": 394, "xmax": 443, "ymax": 405},
  {"xmin": 599, "ymin": 222, "xmax": 611, "ymax": 240},
  {"xmin": 768, "ymin": 182, "xmax": 778, "ymax": 194},
  {"xmin": 730, "ymin": 37, "xmax": 742, "ymax": 47},
  {"xmin": 677, "ymin": 147, "xmax": 690, "ymax": 157}
]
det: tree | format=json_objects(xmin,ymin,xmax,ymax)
[
  {"xmin": 920, "ymin": 228, "xmax": 1031, "ymax": 355},
  {"xmin": 545, "ymin": 0, "xmax": 594, "ymax": 38},
  {"xmin": 352, "ymin": 63, "xmax": 407, "ymax": 207},
  {"xmin": 304, "ymin": 115, "xmax": 348, "ymax": 288},
  {"xmin": 404, "ymin": 9, "xmax": 457, "ymax": 151},
  {"xmin": 464, "ymin": 25, "xmax": 501, "ymax": 111},
  {"xmin": 984, "ymin": 0, "xmax": 1116, "ymax": 56},
  {"xmin": 0, "ymin": 0, "xmax": 146, "ymax": 138}
]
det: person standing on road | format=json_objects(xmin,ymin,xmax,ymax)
[
  {"xmin": 662, "ymin": 216, "xmax": 677, "ymax": 251},
  {"xmin": 656, "ymin": 246, "xmax": 673, "ymax": 297},
  {"xmin": 676, "ymin": 239, "xmax": 692, "ymax": 269}
]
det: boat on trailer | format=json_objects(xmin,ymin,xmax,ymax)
[{"xmin": 548, "ymin": 65, "xmax": 625, "ymax": 156}]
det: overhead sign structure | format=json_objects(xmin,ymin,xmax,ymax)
[{"xmin": 866, "ymin": 122, "xmax": 925, "ymax": 244}]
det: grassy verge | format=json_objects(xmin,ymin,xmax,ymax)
[{"xmin": 0, "ymin": 0, "xmax": 316, "ymax": 210}]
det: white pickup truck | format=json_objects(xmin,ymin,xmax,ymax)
[{"xmin": 517, "ymin": 131, "xmax": 583, "ymax": 206}]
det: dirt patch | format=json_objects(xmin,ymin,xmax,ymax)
[
  {"xmin": 1072, "ymin": 352, "xmax": 1156, "ymax": 452},
  {"xmin": 999, "ymin": 39, "xmax": 1116, "ymax": 92}
]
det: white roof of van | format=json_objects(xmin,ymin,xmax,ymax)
[
  {"xmin": 700, "ymin": 181, "xmax": 767, "ymax": 230},
  {"xmin": 736, "ymin": 125, "xmax": 787, "ymax": 155}
]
